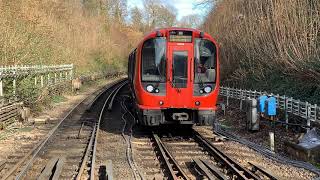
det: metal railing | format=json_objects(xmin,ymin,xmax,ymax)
[{"xmin": 220, "ymin": 87, "xmax": 320, "ymax": 126}]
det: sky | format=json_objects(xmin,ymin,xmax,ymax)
[{"xmin": 127, "ymin": 0, "xmax": 208, "ymax": 20}]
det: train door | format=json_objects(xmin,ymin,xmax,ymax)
[{"xmin": 167, "ymin": 44, "xmax": 193, "ymax": 107}]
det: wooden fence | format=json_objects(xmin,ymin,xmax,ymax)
[
  {"xmin": 0, "ymin": 64, "xmax": 74, "ymax": 107},
  {"xmin": 0, "ymin": 64, "xmax": 74, "ymax": 127}
]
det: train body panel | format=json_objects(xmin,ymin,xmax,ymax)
[{"xmin": 128, "ymin": 28, "xmax": 219, "ymax": 126}]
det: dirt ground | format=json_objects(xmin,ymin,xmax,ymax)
[{"xmin": 0, "ymin": 78, "xmax": 118, "ymax": 162}]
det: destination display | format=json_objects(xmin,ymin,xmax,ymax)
[{"xmin": 169, "ymin": 30, "xmax": 192, "ymax": 42}]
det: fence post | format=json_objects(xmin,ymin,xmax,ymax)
[
  {"xmin": 54, "ymin": 73, "xmax": 57, "ymax": 85},
  {"xmin": 284, "ymin": 95, "xmax": 289, "ymax": 130},
  {"xmin": 47, "ymin": 73, "xmax": 51, "ymax": 86},
  {"xmin": 306, "ymin": 102, "xmax": 310, "ymax": 131},
  {"xmin": 13, "ymin": 66, "xmax": 16, "ymax": 97},
  {"xmin": 34, "ymin": 76, "xmax": 37, "ymax": 86},
  {"xmin": 0, "ymin": 74, "xmax": 3, "ymax": 97},
  {"xmin": 41, "ymin": 75, "xmax": 44, "ymax": 87},
  {"xmin": 60, "ymin": 72, "xmax": 63, "ymax": 83},
  {"xmin": 226, "ymin": 87, "xmax": 229, "ymax": 106},
  {"xmin": 70, "ymin": 65, "xmax": 74, "ymax": 80},
  {"xmin": 65, "ymin": 71, "xmax": 68, "ymax": 81}
]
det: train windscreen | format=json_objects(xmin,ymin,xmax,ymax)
[
  {"xmin": 194, "ymin": 39, "xmax": 216, "ymax": 83},
  {"xmin": 141, "ymin": 38, "xmax": 166, "ymax": 82}
]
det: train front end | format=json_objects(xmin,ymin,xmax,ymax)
[{"xmin": 131, "ymin": 28, "xmax": 219, "ymax": 126}]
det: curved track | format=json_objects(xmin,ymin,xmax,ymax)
[{"xmin": 0, "ymin": 79, "xmax": 127, "ymax": 180}]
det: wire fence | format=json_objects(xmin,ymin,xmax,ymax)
[{"xmin": 219, "ymin": 87, "xmax": 320, "ymax": 126}]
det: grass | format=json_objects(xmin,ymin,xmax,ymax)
[{"xmin": 51, "ymin": 95, "xmax": 67, "ymax": 104}]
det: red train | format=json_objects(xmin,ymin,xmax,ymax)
[{"xmin": 128, "ymin": 28, "xmax": 219, "ymax": 126}]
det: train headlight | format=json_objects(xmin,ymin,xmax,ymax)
[
  {"xmin": 155, "ymin": 88, "xmax": 159, "ymax": 93},
  {"xmin": 204, "ymin": 86, "xmax": 212, "ymax": 93},
  {"xmin": 199, "ymin": 89, "xmax": 204, "ymax": 94},
  {"xmin": 146, "ymin": 85, "xmax": 154, "ymax": 93}
]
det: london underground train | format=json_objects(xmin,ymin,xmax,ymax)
[{"xmin": 128, "ymin": 28, "xmax": 219, "ymax": 126}]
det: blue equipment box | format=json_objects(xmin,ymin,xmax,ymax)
[{"xmin": 266, "ymin": 97, "xmax": 277, "ymax": 116}]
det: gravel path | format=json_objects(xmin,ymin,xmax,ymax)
[{"xmin": 195, "ymin": 126, "xmax": 318, "ymax": 180}]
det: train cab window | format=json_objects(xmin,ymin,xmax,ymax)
[
  {"xmin": 173, "ymin": 51, "xmax": 188, "ymax": 88},
  {"xmin": 194, "ymin": 39, "xmax": 216, "ymax": 83},
  {"xmin": 141, "ymin": 38, "xmax": 166, "ymax": 82}
]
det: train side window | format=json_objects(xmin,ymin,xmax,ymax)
[
  {"xmin": 194, "ymin": 39, "xmax": 217, "ymax": 83},
  {"xmin": 141, "ymin": 38, "xmax": 166, "ymax": 82}
]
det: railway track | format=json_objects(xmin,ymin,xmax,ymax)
[
  {"xmin": 0, "ymin": 78, "xmax": 127, "ymax": 180},
  {"xmin": 133, "ymin": 127, "xmax": 277, "ymax": 180}
]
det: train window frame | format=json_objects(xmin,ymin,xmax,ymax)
[
  {"xmin": 194, "ymin": 38, "xmax": 217, "ymax": 84},
  {"xmin": 141, "ymin": 37, "xmax": 167, "ymax": 82}
]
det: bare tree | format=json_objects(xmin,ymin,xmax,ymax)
[
  {"xmin": 130, "ymin": 7, "xmax": 144, "ymax": 31},
  {"xmin": 178, "ymin": 14, "xmax": 201, "ymax": 28},
  {"xmin": 106, "ymin": 0, "xmax": 127, "ymax": 24},
  {"xmin": 143, "ymin": 0, "xmax": 177, "ymax": 29}
]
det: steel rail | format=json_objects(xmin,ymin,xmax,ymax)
[
  {"xmin": 90, "ymin": 80, "xmax": 128, "ymax": 180},
  {"xmin": 3, "ymin": 78, "xmax": 126, "ymax": 180},
  {"xmin": 107, "ymin": 81, "xmax": 128, "ymax": 111},
  {"xmin": 193, "ymin": 130, "xmax": 261, "ymax": 180},
  {"xmin": 75, "ymin": 80, "xmax": 127, "ymax": 180},
  {"xmin": 248, "ymin": 162, "xmax": 278, "ymax": 180},
  {"xmin": 120, "ymin": 98, "xmax": 144, "ymax": 180},
  {"xmin": 152, "ymin": 133, "xmax": 190, "ymax": 180},
  {"xmin": 75, "ymin": 125, "xmax": 97, "ymax": 180}
]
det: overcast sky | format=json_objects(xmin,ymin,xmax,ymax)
[{"xmin": 127, "ymin": 0, "xmax": 208, "ymax": 20}]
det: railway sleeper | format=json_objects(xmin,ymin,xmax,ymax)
[
  {"xmin": 37, "ymin": 156, "xmax": 65, "ymax": 180},
  {"xmin": 193, "ymin": 158, "xmax": 228, "ymax": 180},
  {"xmin": 0, "ymin": 160, "xmax": 5, "ymax": 171}
]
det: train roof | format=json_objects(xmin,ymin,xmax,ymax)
[
  {"xmin": 140, "ymin": 27, "xmax": 216, "ymax": 44},
  {"xmin": 129, "ymin": 27, "xmax": 218, "ymax": 53}
]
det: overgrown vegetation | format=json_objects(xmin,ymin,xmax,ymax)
[
  {"xmin": 0, "ymin": 0, "xmax": 139, "ymax": 74},
  {"xmin": 0, "ymin": 0, "xmax": 195, "ymax": 75},
  {"xmin": 203, "ymin": 0, "xmax": 320, "ymax": 103},
  {"xmin": 1, "ymin": 0, "xmax": 197, "ymax": 111}
]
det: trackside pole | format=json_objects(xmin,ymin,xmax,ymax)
[{"xmin": 269, "ymin": 132, "xmax": 275, "ymax": 152}]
